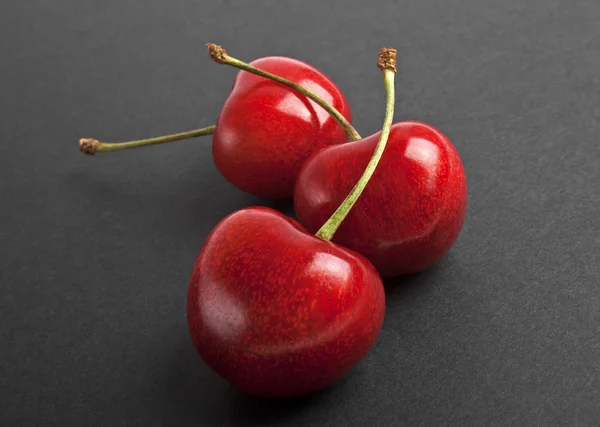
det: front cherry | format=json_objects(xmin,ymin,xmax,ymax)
[
  {"xmin": 187, "ymin": 207, "xmax": 385, "ymax": 397},
  {"xmin": 294, "ymin": 121, "xmax": 467, "ymax": 277}
]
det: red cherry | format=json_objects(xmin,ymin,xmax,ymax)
[
  {"xmin": 78, "ymin": 44, "xmax": 359, "ymax": 200},
  {"xmin": 187, "ymin": 207, "xmax": 385, "ymax": 397},
  {"xmin": 212, "ymin": 56, "xmax": 353, "ymax": 198},
  {"xmin": 294, "ymin": 121, "xmax": 467, "ymax": 277}
]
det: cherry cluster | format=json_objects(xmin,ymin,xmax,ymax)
[{"xmin": 79, "ymin": 44, "xmax": 467, "ymax": 398}]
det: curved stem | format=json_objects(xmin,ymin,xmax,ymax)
[
  {"xmin": 206, "ymin": 43, "xmax": 361, "ymax": 141},
  {"xmin": 316, "ymin": 48, "xmax": 397, "ymax": 242},
  {"xmin": 79, "ymin": 125, "xmax": 216, "ymax": 155}
]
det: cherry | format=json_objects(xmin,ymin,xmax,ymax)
[
  {"xmin": 187, "ymin": 207, "xmax": 385, "ymax": 397},
  {"xmin": 208, "ymin": 44, "xmax": 358, "ymax": 198},
  {"xmin": 78, "ymin": 44, "xmax": 360, "ymax": 199},
  {"xmin": 294, "ymin": 122, "xmax": 467, "ymax": 277},
  {"xmin": 186, "ymin": 49, "xmax": 397, "ymax": 397}
]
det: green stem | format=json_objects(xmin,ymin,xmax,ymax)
[
  {"xmin": 316, "ymin": 48, "xmax": 397, "ymax": 241},
  {"xmin": 206, "ymin": 43, "xmax": 361, "ymax": 142},
  {"xmin": 79, "ymin": 125, "xmax": 216, "ymax": 155}
]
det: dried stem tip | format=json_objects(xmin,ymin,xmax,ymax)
[
  {"xmin": 79, "ymin": 138, "xmax": 99, "ymax": 155},
  {"xmin": 206, "ymin": 43, "xmax": 228, "ymax": 64},
  {"xmin": 377, "ymin": 48, "xmax": 397, "ymax": 73}
]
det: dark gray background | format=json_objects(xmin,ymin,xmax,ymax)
[{"xmin": 1, "ymin": 0, "xmax": 599, "ymax": 425}]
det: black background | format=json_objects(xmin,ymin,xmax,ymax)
[{"xmin": 2, "ymin": 0, "xmax": 600, "ymax": 425}]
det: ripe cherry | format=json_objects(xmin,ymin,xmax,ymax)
[
  {"xmin": 78, "ymin": 44, "xmax": 359, "ymax": 199},
  {"xmin": 208, "ymin": 44, "xmax": 356, "ymax": 198},
  {"xmin": 294, "ymin": 121, "xmax": 467, "ymax": 276},
  {"xmin": 187, "ymin": 207, "xmax": 385, "ymax": 397},
  {"xmin": 186, "ymin": 49, "xmax": 397, "ymax": 397}
]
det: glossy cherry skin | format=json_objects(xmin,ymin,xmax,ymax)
[
  {"xmin": 212, "ymin": 57, "xmax": 352, "ymax": 199},
  {"xmin": 294, "ymin": 121, "xmax": 467, "ymax": 277},
  {"xmin": 187, "ymin": 207, "xmax": 385, "ymax": 397}
]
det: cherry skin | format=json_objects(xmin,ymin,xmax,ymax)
[
  {"xmin": 187, "ymin": 207, "xmax": 385, "ymax": 397},
  {"xmin": 212, "ymin": 57, "xmax": 352, "ymax": 199},
  {"xmin": 294, "ymin": 121, "xmax": 467, "ymax": 277}
]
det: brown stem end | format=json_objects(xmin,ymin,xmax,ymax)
[
  {"xmin": 206, "ymin": 43, "xmax": 228, "ymax": 64},
  {"xmin": 377, "ymin": 48, "xmax": 397, "ymax": 73},
  {"xmin": 79, "ymin": 138, "xmax": 99, "ymax": 155}
]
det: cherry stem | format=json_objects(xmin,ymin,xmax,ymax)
[
  {"xmin": 315, "ymin": 48, "xmax": 397, "ymax": 242},
  {"xmin": 206, "ymin": 43, "xmax": 361, "ymax": 142},
  {"xmin": 78, "ymin": 125, "xmax": 216, "ymax": 155}
]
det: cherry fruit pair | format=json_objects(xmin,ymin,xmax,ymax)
[{"xmin": 79, "ymin": 44, "xmax": 466, "ymax": 397}]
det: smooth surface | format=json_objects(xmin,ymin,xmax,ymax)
[
  {"xmin": 213, "ymin": 56, "xmax": 351, "ymax": 198},
  {"xmin": 188, "ymin": 207, "xmax": 384, "ymax": 397},
  {"xmin": 1, "ymin": 0, "xmax": 600, "ymax": 425},
  {"xmin": 295, "ymin": 121, "xmax": 467, "ymax": 276}
]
